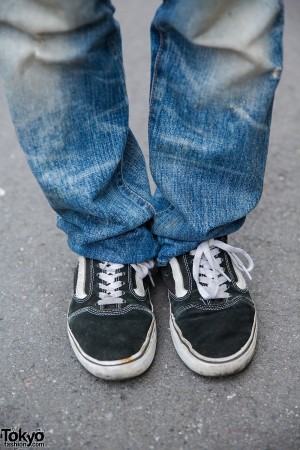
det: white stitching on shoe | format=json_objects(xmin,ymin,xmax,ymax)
[
  {"xmin": 173, "ymin": 295, "xmax": 252, "ymax": 318},
  {"xmin": 68, "ymin": 303, "xmax": 153, "ymax": 320},
  {"xmin": 128, "ymin": 265, "xmax": 152, "ymax": 300}
]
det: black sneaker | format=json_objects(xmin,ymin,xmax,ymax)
[
  {"xmin": 68, "ymin": 257, "xmax": 157, "ymax": 380},
  {"xmin": 161, "ymin": 237, "xmax": 257, "ymax": 377}
]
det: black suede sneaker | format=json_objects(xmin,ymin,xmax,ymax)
[
  {"xmin": 68, "ymin": 257, "xmax": 157, "ymax": 380},
  {"xmin": 161, "ymin": 237, "xmax": 257, "ymax": 377}
]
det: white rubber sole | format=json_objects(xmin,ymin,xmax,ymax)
[
  {"xmin": 170, "ymin": 313, "xmax": 257, "ymax": 377},
  {"xmin": 68, "ymin": 319, "xmax": 157, "ymax": 380}
]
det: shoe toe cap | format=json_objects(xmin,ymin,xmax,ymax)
[
  {"xmin": 176, "ymin": 299, "xmax": 255, "ymax": 359},
  {"xmin": 69, "ymin": 310, "xmax": 153, "ymax": 362}
]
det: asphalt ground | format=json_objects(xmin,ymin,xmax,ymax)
[{"xmin": 0, "ymin": 1, "xmax": 299, "ymax": 449}]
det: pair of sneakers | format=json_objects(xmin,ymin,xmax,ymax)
[{"xmin": 67, "ymin": 237, "xmax": 257, "ymax": 380}]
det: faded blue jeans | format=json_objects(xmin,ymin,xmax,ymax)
[{"xmin": 0, "ymin": 0, "xmax": 283, "ymax": 265}]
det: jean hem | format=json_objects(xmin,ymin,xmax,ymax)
[{"xmin": 68, "ymin": 241, "xmax": 159, "ymax": 265}]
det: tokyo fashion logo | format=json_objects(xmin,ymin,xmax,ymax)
[{"xmin": 0, "ymin": 428, "xmax": 45, "ymax": 447}]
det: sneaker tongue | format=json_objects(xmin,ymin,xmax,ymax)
[
  {"xmin": 102, "ymin": 303, "xmax": 119, "ymax": 311},
  {"xmin": 98, "ymin": 261, "xmax": 123, "ymax": 276}
]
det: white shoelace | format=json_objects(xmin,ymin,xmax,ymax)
[
  {"xmin": 96, "ymin": 260, "xmax": 154, "ymax": 306},
  {"xmin": 190, "ymin": 239, "xmax": 254, "ymax": 301}
]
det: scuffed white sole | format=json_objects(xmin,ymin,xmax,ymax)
[
  {"xmin": 68, "ymin": 319, "xmax": 157, "ymax": 380},
  {"xmin": 170, "ymin": 313, "xmax": 257, "ymax": 377}
]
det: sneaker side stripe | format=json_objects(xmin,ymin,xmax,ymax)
[
  {"xmin": 169, "ymin": 257, "xmax": 188, "ymax": 297},
  {"xmin": 76, "ymin": 256, "xmax": 87, "ymax": 300}
]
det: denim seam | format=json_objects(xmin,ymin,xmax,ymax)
[
  {"xmin": 112, "ymin": 30, "xmax": 128, "ymax": 104},
  {"xmin": 112, "ymin": 28, "xmax": 155, "ymax": 215},
  {"xmin": 118, "ymin": 163, "xmax": 156, "ymax": 215},
  {"xmin": 154, "ymin": 204, "xmax": 174, "ymax": 218},
  {"xmin": 149, "ymin": 30, "xmax": 165, "ymax": 117}
]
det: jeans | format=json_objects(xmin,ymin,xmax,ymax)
[{"xmin": 0, "ymin": 0, "xmax": 283, "ymax": 265}]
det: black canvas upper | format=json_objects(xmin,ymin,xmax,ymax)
[
  {"xmin": 161, "ymin": 247, "xmax": 256, "ymax": 359},
  {"xmin": 68, "ymin": 259, "xmax": 154, "ymax": 361}
]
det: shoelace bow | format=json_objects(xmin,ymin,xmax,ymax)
[
  {"xmin": 96, "ymin": 260, "xmax": 154, "ymax": 306},
  {"xmin": 190, "ymin": 239, "xmax": 254, "ymax": 301}
]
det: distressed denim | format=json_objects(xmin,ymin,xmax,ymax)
[{"xmin": 0, "ymin": 0, "xmax": 283, "ymax": 265}]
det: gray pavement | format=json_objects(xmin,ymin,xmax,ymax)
[{"xmin": 0, "ymin": 1, "xmax": 299, "ymax": 449}]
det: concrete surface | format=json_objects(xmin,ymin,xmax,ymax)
[{"xmin": 0, "ymin": 1, "xmax": 299, "ymax": 449}]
